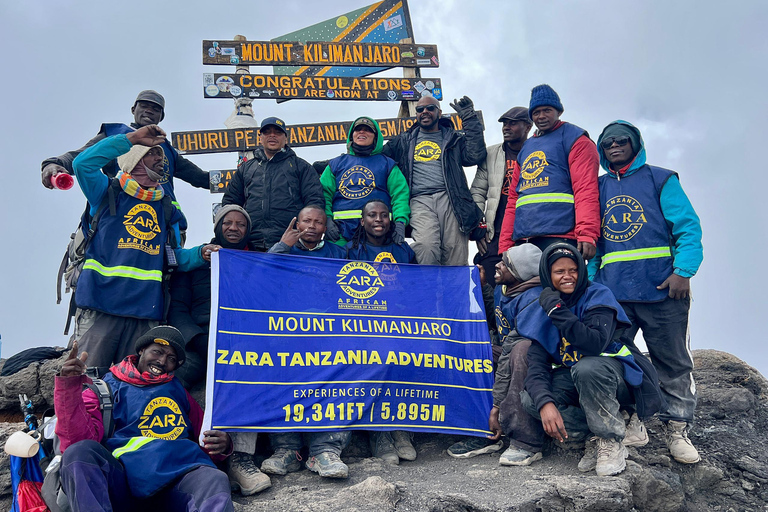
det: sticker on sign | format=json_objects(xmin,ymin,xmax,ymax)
[{"xmin": 384, "ymin": 14, "xmax": 403, "ymax": 31}]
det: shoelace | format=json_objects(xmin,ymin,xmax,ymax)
[{"xmin": 234, "ymin": 454, "xmax": 260, "ymax": 475}]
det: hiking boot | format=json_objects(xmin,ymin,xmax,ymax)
[
  {"xmin": 261, "ymin": 448, "xmax": 302, "ymax": 475},
  {"xmin": 228, "ymin": 452, "xmax": 271, "ymax": 495},
  {"xmin": 306, "ymin": 451, "xmax": 349, "ymax": 479},
  {"xmin": 448, "ymin": 437, "xmax": 503, "ymax": 459},
  {"xmin": 578, "ymin": 437, "xmax": 598, "ymax": 472},
  {"xmin": 595, "ymin": 438, "xmax": 628, "ymax": 476},
  {"xmin": 623, "ymin": 413, "xmax": 649, "ymax": 447},
  {"xmin": 392, "ymin": 431, "xmax": 417, "ymax": 461},
  {"xmin": 665, "ymin": 420, "xmax": 701, "ymax": 464},
  {"xmin": 498, "ymin": 445, "xmax": 542, "ymax": 466},
  {"xmin": 370, "ymin": 431, "xmax": 399, "ymax": 465}
]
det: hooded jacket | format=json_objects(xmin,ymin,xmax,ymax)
[
  {"xmin": 516, "ymin": 244, "xmax": 664, "ymax": 419},
  {"xmin": 72, "ymin": 135, "xmax": 207, "ymax": 320},
  {"xmin": 222, "ymin": 145, "xmax": 324, "ymax": 249},
  {"xmin": 320, "ymin": 117, "xmax": 410, "ymax": 242},
  {"xmin": 587, "ymin": 121, "xmax": 703, "ymax": 301},
  {"xmin": 382, "ymin": 114, "xmax": 486, "ymax": 234}
]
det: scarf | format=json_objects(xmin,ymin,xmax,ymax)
[
  {"xmin": 350, "ymin": 141, "xmax": 375, "ymax": 156},
  {"xmin": 110, "ymin": 355, "xmax": 175, "ymax": 386},
  {"xmin": 118, "ymin": 171, "xmax": 164, "ymax": 202}
]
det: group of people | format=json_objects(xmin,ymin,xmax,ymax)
[{"xmin": 39, "ymin": 82, "xmax": 702, "ymax": 510}]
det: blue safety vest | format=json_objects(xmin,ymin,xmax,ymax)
[
  {"xmin": 103, "ymin": 373, "xmax": 214, "ymax": 498},
  {"xmin": 329, "ymin": 153, "xmax": 396, "ymax": 241},
  {"xmin": 594, "ymin": 165, "xmax": 676, "ymax": 302},
  {"xmin": 513, "ymin": 284, "xmax": 641, "ymax": 385},
  {"xmin": 75, "ymin": 187, "xmax": 167, "ymax": 320},
  {"xmin": 345, "ymin": 241, "xmax": 416, "ymax": 263},
  {"xmin": 103, "ymin": 123, "xmax": 186, "ymax": 230},
  {"xmin": 513, "ymin": 123, "xmax": 586, "ymax": 240}
]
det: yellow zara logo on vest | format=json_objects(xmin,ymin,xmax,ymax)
[
  {"xmin": 414, "ymin": 140, "xmax": 441, "ymax": 162},
  {"xmin": 137, "ymin": 396, "xmax": 187, "ymax": 440},
  {"xmin": 339, "ymin": 165, "xmax": 376, "ymax": 199},
  {"xmin": 123, "ymin": 203, "xmax": 162, "ymax": 241},
  {"xmin": 520, "ymin": 151, "xmax": 549, "ymax": 180},
  {"xmin": 602, "ymin": 195, "xmax": 648, "ymax": 242}
]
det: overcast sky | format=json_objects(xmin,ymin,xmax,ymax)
[{"xmin": 0, "ymin": 1, "xmax": 764, "ymax": 375}]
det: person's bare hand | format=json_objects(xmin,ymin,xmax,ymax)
[
  {"xmin": 487, "ymin": 407, "xmax": 502, "ymax": 441},
  {"xmin": 202, "ymin": 430, "xmax": 230, "ymax": 455},
  {"xmin": 42, "ymin": 163, "xmax": 67, "ymax": 189},
  {"xmin": 280, "ymin": 217, "xmax": 307, "ymax": 247},
  {"xmin": 657, "ymin": 273, "xmax": 690, "ymax": 300},
  {"xmin": 475, "ymin": 264, "xmax": 487, "ymax": 287},
  {"xmin": 201, "ymin": 244, "xmax": 221, "ymax": 262},
  {"xmin": 577, "ymin": 241, "xmax": 596, "ymax": 260},
  {"xmin": 476, "ymin": 237, "xmax": 488, "ymax": 256},
  {"xmin": 60, "ymin": 342, "xmax": 88, "ymax": 377},
  {"xmin": 540, "ymin": 402, "xmax": 568, "ymax": 442},
  {"xmin": 126, "ymin": 125, "xmax": 167, "ymax": 146}
]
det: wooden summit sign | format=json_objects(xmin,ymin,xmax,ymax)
[
  {"xmin": 203, "ymin": 73, "xmax": 442, "ymax": 101},
  {"xmin": 172, "ymin": 112, "xmax": 481, "ymax": 154},
  {"xmin": 203, "ymin": 40, "xmax": 439, "ymax": 67}
]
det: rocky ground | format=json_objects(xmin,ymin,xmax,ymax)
[{"xmin": 1, "ymin": 349, "xmax": 767, "ymax": 511}]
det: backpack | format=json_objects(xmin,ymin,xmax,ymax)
[
  {"xmin": 56, "ymin": 180, "xmax": 176, "ymax": 334},
  {"xmin": 39, "ymin": 370, "xmax": 114, "ymax": 512}
]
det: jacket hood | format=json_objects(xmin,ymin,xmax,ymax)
[
  {"xmin": 347, "ymin": 116, "xmax": 384, "ymax": 156},
  {"xmin": 597, "ymin": 120, "xmax": 646, "ymax": 177}
]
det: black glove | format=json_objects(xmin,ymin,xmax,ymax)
[
  {"xmin": 450, "ymin": 95, "xmax": 476, "ymax": 118},
  {"xmin": 392, "ymin": 221, "xmax": 406, "ymax": 244},
  {"xmin": 539, "ymin": 287, "xmax": 564, "ymax": 315},
  {"xmin": 325, "ymin": 218, "xmax": 340, "ymax": 241},
  {"xmin": 469, "ymin": 223, "xmax": 487, "ymax": 242}
]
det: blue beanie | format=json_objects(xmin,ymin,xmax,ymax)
[{"xmin": 529, "ymin": 84, "xmax": 563, "ymax": 119}]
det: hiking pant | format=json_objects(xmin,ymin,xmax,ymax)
[
  {"xmin": 521, "ymin": 357, "xmax": 632, "ymax": 450},
  {"xmin": 71, "ymin": 309, "xmax": 157, "ymax": 370},
  {"xmin": 267, "ymin": 431, "xmax": 351, "ymax": 457},
  {"xmin": 497, "ymin": 339, "xmax": 542, "ymax": 453},
  {"xmin": 410, "ymin": 191, "xmax": 468, "ymax": 266},
  {"xmin": 60, "ymin": 440, "xmax": 233, "ymax": 512},
  {"xmin": 620, "ymin": 296, "xmax": 696, "ymax": 424}
]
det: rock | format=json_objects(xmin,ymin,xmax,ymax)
[
  {"xmin": 0, "ymin": 350, "xmax": 68, "ymax": 415},
  {"xmin": 622, "ymin": 461, "xmax": 685, "ymax": 512},
  {"xmin": 533, "ymin": 476, "xmax": 633, "ymax": 511}
]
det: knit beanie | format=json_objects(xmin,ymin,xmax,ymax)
[
  {"xmin": 135, "ymin": 325, "xmax": 186, "ymax": 366},
  {"xmin": 502, "ymin": 243, "xmax": 543, "ymax": 282},
  {"xmin": 529, "ymin": 84, "xmax": 564, "ymax": 118},
  {"xmin": 546, "ymin": 245, "xmax": 579, "ymax": 271},
  {"xmin": 600, "ymin": 123, "xmax": 641, "ymax": 154},
  {"xmin": 117, "ymin": 144, "xmax": 164, "ymax": 175},
  {"xmin": 214, "ymin": 204, "xmax": 252, "ymax": 234}
]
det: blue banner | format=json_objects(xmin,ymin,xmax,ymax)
[{"xmin": 203, "ymin": 250, "xmax": 493, "ymax": 437}]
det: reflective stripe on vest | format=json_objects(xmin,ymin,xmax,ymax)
[
  {"xmin": 333, "ymin": 209, "xmax": 363, "ymax": 220},
  {"xmin": 600, "ymin": 344, "xmax": 632, "ymax": 358},
  {"xmin": 83, "ymin": 259, "xmax": 163, "ymax": 282},
  {"xmin": 171, "ymin": 200, "xmax": 182, "ymax": 211},
  {"xmin": 516, "ymin": 192, "xmax": 575, "ymax": 208},
  {"xmin": 599, "ymin": 246, "xmax": 672, "ymax": 269},
  {"xmin": 112, "ymin": 436, "xmax": 157, "ymax": 459}
]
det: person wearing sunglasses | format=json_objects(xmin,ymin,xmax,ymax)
[
  {"xmin": 498, "ymin": 85, "xmax": 600, "ymax": 261},
  {"xmin": 382, "ymin": 95, "xmax": 487, "ymax": 266},
  {"xmin": 588, "ymin": 120, "xmax": 703, "ymax": 465}
]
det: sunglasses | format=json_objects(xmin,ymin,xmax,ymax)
[
  {"xmin": 600, "ymin": 136, "xmax": 631, "ymax": 149},
  {"xmin": 415, "ymin": 105, "xmax": 439, "ymax": 113}
]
